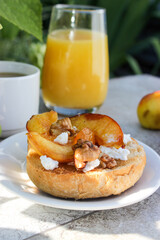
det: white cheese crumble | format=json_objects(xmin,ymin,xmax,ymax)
[
  {"xmin": 73, "ymin": 126, "xmax": 78, "ymax": 131},
  {"xmin": 54, "ymin": 132, "xmax": 68, "ymax": 144},
  {"xmin": 123, "ymin": 134, "xmax": 132, "ymax": 144},
  {"xmin": 83, "ymin": 159, "xmax": 100, "ymax": 172},
  {"xmin": 99, "ymin": 146, "xmax": 130, "ymax": 161},
  {"xmin": 40, "ymin": 155, "xmax": 59, "ymax": 170}
]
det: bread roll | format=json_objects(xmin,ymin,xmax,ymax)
[{"xmin": 26, "ymin": 139, "xmax": 146, "ymax": 199}]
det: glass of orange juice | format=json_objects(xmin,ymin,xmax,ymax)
[{"xmin": 42, "ymin": 4, "xmax": 109, "ymax": 115}]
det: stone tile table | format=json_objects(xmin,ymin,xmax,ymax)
[{"xmin": 0, "ymin": 75, "xmax": 160, "ymax": 240}]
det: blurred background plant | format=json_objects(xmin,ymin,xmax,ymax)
[{"xmin": 0, "ymin": 0, "xmax": 159, "ymax": 78}]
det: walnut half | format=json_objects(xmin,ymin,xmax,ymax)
[
  {"xmin": 100, "ymin": 154, "xmax": 117, "ymax": 169},
  {"xmin": 73, "ymin": 139, "xmax": 100, "ymax": 169},
  {"xmin": 50, "ymin": 118, "xmax": 76, "ymax": 137}
]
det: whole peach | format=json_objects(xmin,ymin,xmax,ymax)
[{"xmin": 137, "ymin": 91, "xmax": 160, "ymax": 129}]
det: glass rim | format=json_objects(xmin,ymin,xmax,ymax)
[{"xmin": 52, "ymin": 4, "xmax": 106, "ymax": 14}]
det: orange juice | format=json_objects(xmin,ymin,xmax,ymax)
[{"xmin": 42, "ymin": 29, "xmax": 109, "ymax": 109}]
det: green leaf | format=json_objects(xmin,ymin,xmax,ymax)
[
  {"xmin": 129, "ymin": 34, "xmax": 160, "ymax": 54},
  {"xmin": 152, "ymin": 10, "xmax": 160, "ymax": 18},
  {"xmin": 98, "ymin": 0, "xmax": 150, "ymax": 72},
  {"xmin": 29, "ymin": 42, "xmax": 46, "ymax": 69},
  {"xmin": 132, "ymin": 36, "xmax": 160, "ymax": 60},
  {"xmin": 151, "ymin": 38, "xmax": 160, "ymax": 60},
  {"xmin": 109, "ymin": 0, "xmax": 150, "ymax": 71},
  {"xmin": 0, "ymin": 33, "xmax": 33, "ymax": 62},
  {"xmin": 149, "ymin": 0, "xmax": 160, "ymax": 9},
  {"xmin": 126, "ymin": 55, "xmax": 142, "ymax": 75},
  {"xmin": 98, "ymin": 0, "xmax": 131, "ymax": 45},
  {"xmin": 150, "ymin": 38, "xmax": 160, "ymax": 75},
  {"xmin": 0, "ymin": 18, "xmax": 20, "ymax": 39},
  {"xmin": 0, "ymin": 0, "xmax": 42, "ymax": 41}
]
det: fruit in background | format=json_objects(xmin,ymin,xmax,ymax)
[
  {"xmin": 26, "ymin": 111, "xmax": 57, "ymax": 134},
  {"xmin": 71, "ymin": 113, "xmax": 123, "ymax": 148},
  {"xmin": 137, "ymin": 91, "xmax": 160, "ymax": 129}
]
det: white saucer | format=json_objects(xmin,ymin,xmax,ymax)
[{"xmin": 0, "ymin": 132, "xmax": 160, "ymax": 211}]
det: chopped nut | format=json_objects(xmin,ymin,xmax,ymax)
[
  {"xmin": 50, "ymin": 127, "xmax": 62, "ymax": 137},
  {"xmin": 73, "ymin": 139, "xmax": 100, "ymax": 169},
  {"xmin": 100, "ymin": 154, "xmax": 117, "ymax": 169},
  {"xmin": 58, "ymin": 118, "xmax": 72, "ymax": 130},
  {"xmin": 100, "ymin": 161, "xmax": 107, "ymax": 168},
  {"xmin": 73, "ymin": 139, "xmax": 98, "ymax": 151},
  {"xmin": 50, "ymin": 118, "xmax": 77, "ymax": 137}
]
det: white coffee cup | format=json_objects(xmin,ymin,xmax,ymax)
[{"xmin": 0, "ymin": 61, "xmax": 40, "ymax": 138}]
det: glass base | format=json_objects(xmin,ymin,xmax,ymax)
[{"xmin": 45, "ymin": 103, "xmax": 98, "ymax": 116}]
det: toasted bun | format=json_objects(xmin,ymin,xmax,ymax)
[{"xmin": 26, "ymin": 139, "xmax": 146, "ymax": 199}]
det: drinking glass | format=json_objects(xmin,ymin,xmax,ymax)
[{"xmin": 42, "ymin": 4, "xmax": 109, "ymax": 115}]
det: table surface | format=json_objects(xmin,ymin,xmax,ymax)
[{"xmin": 0, "ymin": 75, "xmax": 160, "ymax": 240}]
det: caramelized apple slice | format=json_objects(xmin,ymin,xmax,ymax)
[
  {"xmin": 71, "ymin": 113, "xmax": 123, "ymax": 148},
  {"xmin": 73, "ymin": 127, "xmax": 95, "ymax": 145},
  {"xmin": 27, "ymin": 132, "xmax": 73, "ymax": 162},
  {"xmin": 26, "ymin": 111, "xmax": 57, "ymax": 134}
]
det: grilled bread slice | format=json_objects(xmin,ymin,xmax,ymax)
[{"xmin": 26, "ymin": 139, "xmax": 146, "ymax": 199}]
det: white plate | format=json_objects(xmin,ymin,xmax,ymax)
[{"xmin": 0, "ymin": 132, "xmax": 160, "ymax": 211}]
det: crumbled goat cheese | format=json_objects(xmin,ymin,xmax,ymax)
[
  {"xmin": 83, "ymin": 159, "xmax": 100, "ymax": 172},
  {"xmin": 99, "ymin": 146, "xmax": 130, "ymax": 161},
  {"xmin": 54, "ymin": 132, "xmax": 68, "ymax": 144},
  {"xmin": 40, "ymin": 155, "xmax": 59, "ymax": 170},
  {"xmin": 123, "ymin": 134, "xmax": 132, "ymax": 145},
  {"xmin": 73, "ymin": 126, "xmax": 78, "ymax": 131}
]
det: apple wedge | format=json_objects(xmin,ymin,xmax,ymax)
[
  {"xmin": 27, "ymin": 132, "xmax": 73, "ymax": 162},
  {"xmin": 26, "ymin": 111, "xmax": 57, "ymax": 134},
  {"xmin": 71, "ymin": 113, "xmax": 123, "ymax": 148}
]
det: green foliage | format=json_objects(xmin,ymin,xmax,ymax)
[
  {"xmin": 29, "ymin": 42, "xmax": 46, "ymax": 86},
  {"xmin": 41, "ymin": 0, "xmax": 159, "ymax": 75},
  {"xmin": 98, "ymin": 0, "xmax": 150, "ymax": 72},
  {"xmin": 0, "ymin": 0, "xmax": 159, "ymax": 77},
  {"xmin": 29, "ymin": 43, "xmax": 46, "ymax": 70},
  {"xmin": 151, "ymin": 38, "xmax": 160, "ymax": 61},
  {"xmin": 150, "ymin": 38, "xmax": 160, "ymax": 75},
  {"xmin": 0, "ymin": 18, "xmax": 20, "ymax": 40},
  {"xmin": 0, "ymin": 33, "xmax": 34, "ymax": 62},
  {"xmin": 126, "ymin": 55, "xmax": 142, "ymax": 75},
  {"xmin": 0, "ymin": 0, "xmax": 42, "ymax": 41}
]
